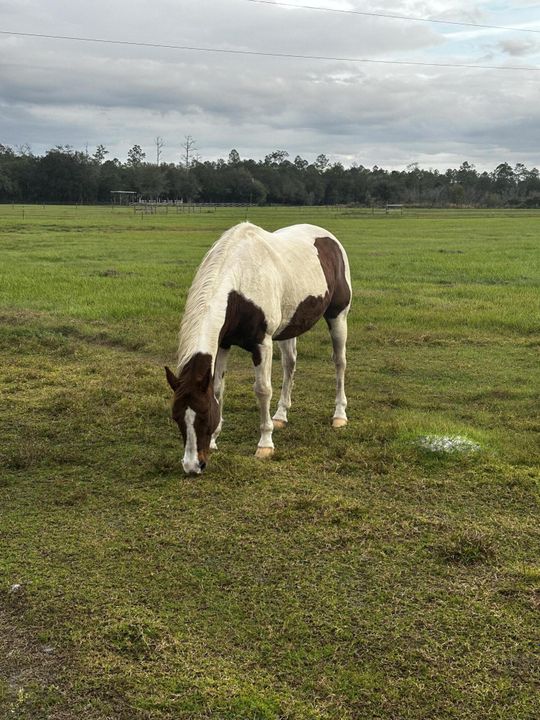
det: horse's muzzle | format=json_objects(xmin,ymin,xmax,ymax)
[{"xmin": 182, "ymin": 459, "xmax": 206, "ymax": 475}]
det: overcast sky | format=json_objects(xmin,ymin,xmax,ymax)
[{"xmin": 1, "ymin": 0, "xmax": 539, "ymax": 170}]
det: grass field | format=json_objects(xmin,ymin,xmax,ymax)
[{"xmin": 1, "ymin": 204, "xmax": 539, "ymax": 719}]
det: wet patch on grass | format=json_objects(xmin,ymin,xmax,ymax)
[{"xmin": 416, "ymin": 435, "xmax": 481, "ymax": 454}]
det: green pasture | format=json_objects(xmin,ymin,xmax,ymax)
[{"xmin": 1, "ymin": 204, "xmax": 539, "ymax": 719}]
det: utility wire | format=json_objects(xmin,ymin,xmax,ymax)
[
  {"xmin": 246, "ymin": 0, "xmax": 540, "ymax": 35},
  {"xmin": 1, "ymin": 29, "xmax": 539, "ymax": 72}
]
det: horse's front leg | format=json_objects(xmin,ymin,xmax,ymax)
[
  {"xmin": 254, "ymin": 336, "xmax": 274, "ymax": 459},
  {"xmin": 272, "ymin": 338, "xmax": 297, "ymax": 429},
  {"xmin": 211, "ymin": 347, "xmax": 229, "ymax": 450}
]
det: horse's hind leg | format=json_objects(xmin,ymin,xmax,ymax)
[
  {"xmin": 327, "ymin": 309, "xmax": 349, "ymax": 428},
  {"xmin": 211, "ymin": 347, "xmax": 229, "ymax": 450},
  {"xmin": 254, "ymin": 336, "xmax": 275, "ymax": 459},
  {"xmin": 273, "ymin": 338, "xmax": 297, "ymax": 429}
]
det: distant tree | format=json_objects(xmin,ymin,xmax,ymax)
[
  {"xmin": 449, "ymin": 183, "xmax": 465, "ymax": 206},
  {"xmin": 348, "ymin": 164, "xmax": 370, "ymax": 205},
  {"xmin": 226, "ymin": 167, "xmax": 266, "ymax": 203},
  {"xmin": 228, "ymin": 149, "xmax": 241, "ymax": 166},
  {"xmin": 16, "ymin": 143, "xmax": 32, "ymax": 157},
  {"xmin": 493, "ymin": 162, "xmax": 515, "ymax": 190},
  {"xmin": 155, "ymin": 136, "xmax": 164, "ymax": 165},
  {"xmin": 0, "ymin": 166, "xmax": 16, "ymax": 199},
  {"xmin": 514, "ymin": 163, "xmax": 528, "ymax": 182},
  {"xmin": 476, "ymin": 170, "xmax": 493, "ymax": 202},
  {"xmin": 457, "ymin": 160, "xmax": 475, "ymax": 175},
  {"xmin": 139, "ymin": 164, "xmax": 167, "ymax": 200},
  {"xmin": 372, "ymin": 179, "xmax": 394, "ymax": 203},
  {"xmin": 303, "ymin": 164, "xmax": 325, "ymax": 205},
  {"xmin": 451, "ymin": 161, "xmax": 477, "ymax": 204},
  {"xmin": 4, "ymin": 147, "xmax": 36, "ymax": 200},
  {"xmin": 181, "ymin": 135, "xmax": 198, "ymax": 169},
  {"xmin": 33, "ymin": 146, "xmax": 97, "ymax": 202},
  {"xmin": 314, "ymin": 154, "xmax": 330, "ymax": 173},
  {"xmin": 174, "ymin": 161, "xmax": 201, "ymax": 201},
  {"xmin": 0, "ymin": 145, "xmax": 18, "ymax": 199},
  {"xmin": 93, "ymin": 144, "xmax": 109, "ymax": 163},
  {"xmin": 264, "ymin": 150, "xmax": 289, "ymax": 166},
  {"xmin": 0, "ymin": 144, "xmax": 15, "ymax": 158},
  {"xmin": 97, "ymin": 159, "xmax": 123, "ymax": 202},
  {"xmin": 127, "ymin": 144, "xmax": 146, "ymax": 166}
]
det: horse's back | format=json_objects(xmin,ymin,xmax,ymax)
[
  {"xmin": 272, "ymin": 224, "xmax": 350, "ymax": 276},
  {"xmin": 272, "ymin": 223, "xmax": 338, "ymax": 242}
]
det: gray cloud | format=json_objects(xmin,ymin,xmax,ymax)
[
  {"xmin": 0, "ymin": 0, "xmax": 539, "ymax": 169},
  {"xmin": 497, "ymin": 37, "xmax": 539, "ymax": 56}
]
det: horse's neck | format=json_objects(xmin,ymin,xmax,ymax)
[
  {"xmin": 177, "ymin": 286, "xmax": 229, "ymax": 373},
  {"xmin": 177, "ymin": 225, "xmax": 254, "ymax": 372}
]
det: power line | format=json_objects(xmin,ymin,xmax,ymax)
[
  {"xmin": 1, "ymin": 29, "xmax": 539, "ymax": 72},
  {"xmin": 246, "ymin": 0, "xmax": 540, "ymax": 35}
]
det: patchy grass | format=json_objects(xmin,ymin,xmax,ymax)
[{"xmin": 0, "ymin": 205, "xmax": 539, "ymax": 719}]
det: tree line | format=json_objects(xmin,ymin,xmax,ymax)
[{"xmin": 1, "ymin": 143, "xmax": 539, "ymax": 207}]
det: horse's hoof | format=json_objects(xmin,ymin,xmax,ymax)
[
  {"xmin": 332, "ymin": 418, "xmax": 348, "ymax": 428},
  {"xmin": 273, "ymin": 419, "xmax": 287, "ymax": 430},
  {"xmin": 255, "ymin": 447, "xmax": 274, "ymax": 460}
]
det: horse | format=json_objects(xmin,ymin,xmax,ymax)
[{"xmin": 165, "ymin": 221, "xmax": 351, "ymax": 474}]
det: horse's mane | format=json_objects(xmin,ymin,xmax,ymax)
[{"xmin": 176, "ymin": 222, "xmax": 260, "ymax": 370}]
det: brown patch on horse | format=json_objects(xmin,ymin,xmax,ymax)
[
  {"xmin": 274, "ymin": 236, "xmax": 350, "ymax": 341},
  {"xmin": 169, "ymin": 353, "xmax": 212, "ymax": 411},
  {"xmin": 315, "ymin": 236, "xmax": 351, "ymax": 320},
  {"xmin": 219, "ymin": 290, "xmax": 267, "ymax": 366},
  {"xmin": 274, "ymin": 294, "xmax": 327, "ymax": 341},
  {"xmin": 167, "ymin": 353, "xmax": 220, "ymax": 453}
]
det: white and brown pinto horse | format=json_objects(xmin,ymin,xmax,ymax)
[{"xmin": 165, "ymin": 222, "xmax": 351, "ymax": 474}]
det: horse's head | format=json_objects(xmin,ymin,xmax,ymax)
[{"xmin": 165, "ymin": 356, "xmax": 220, "ymax": 475}]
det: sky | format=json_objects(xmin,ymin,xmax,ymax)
[{"xmin": 0, "ymin": 0, "xmax": 539, "ymax": 170}]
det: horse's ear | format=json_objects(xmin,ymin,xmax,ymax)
[{"xmin": 165, "ymin": 366, "xmax": 179, "ymax": 392}]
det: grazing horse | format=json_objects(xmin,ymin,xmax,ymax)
[{"xmin": 165, "ymin": 222, "xmax": 351, "ymax": 474}]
